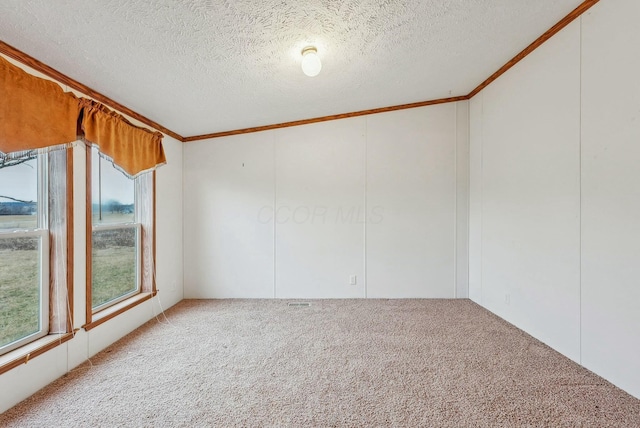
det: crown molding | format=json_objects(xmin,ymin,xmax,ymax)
[
  {"xmin": 467, "ymin": 0, "xmax": 600, "ymax": 98},
  {"xmin": 183, "ymin": 96, "xmax": 469, "ymax": 142},
  {"xmin": 1, "ymin": 0, "xmax": 600, "ymax": 143},
  {"xmin": 185, "ymin": 0, "xmax": 600, "ymax": 141}
]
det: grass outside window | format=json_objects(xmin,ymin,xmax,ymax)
[
  {"xmin": 0, "ymin": 245, "xmax": 39, "ymax": 348},
  {"xmin": 91, "ymin": 225, "xmax": 139, "ymax": 311}
]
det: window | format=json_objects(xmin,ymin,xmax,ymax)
[
  {"xmin": 0, "ymin": 149, "xmax": 72, "ymax": 360},
  {"xmin": 1, "ymin": 55, "xmax": 164, "ymax": 368},
  {"xmin": 0, "ymin": 154, "xmax": 48, "ymax": 355},
  {"xmin": 86, "ymin": 146, "xmax": 155, "ymax": 326},
  {"xmin": 90, "ymin": 147, "xmax": 140, "ymax": 311},
  {"xmin": 0, "ymin": 147, "xmax": 73, "ymax": 370}
]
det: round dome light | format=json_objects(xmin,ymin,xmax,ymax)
[{"xmin": 301, "ymin": 46, "xmax": 322, "ymax": 77}]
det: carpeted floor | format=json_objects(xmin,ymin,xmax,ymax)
[{"xmin": 1, "ymin": 299, "xmax": 639, "ymax": 427}]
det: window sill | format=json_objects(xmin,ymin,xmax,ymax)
[
  {"xmin": 83, "ymin": 291, "xmax": 156, "ymax": 331},
  {"xmin": 0, "ymin": 332, "xmax": 76, "ymax": 375}
]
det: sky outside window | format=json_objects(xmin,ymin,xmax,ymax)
[
  {"xmin": 91, "ymin": 148, "xmax": 134, "ymax": 224},
  {"xmin": 0, "ymin": 159, "xmax": 38, "ymax": 230}
]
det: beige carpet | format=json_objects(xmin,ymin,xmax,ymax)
[{"xmin": 1, "ymin": 299, "xmax": 639, "ymax": 427}]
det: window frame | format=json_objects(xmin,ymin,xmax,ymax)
[
  {"xmin": 0, "ymin": 148, "xmax": 75, "ymax": 371},
  {"xmin": 84, "ymin": 145, "xmax": 156, "ymax": 331},
  {"xmin": 0, "ymin": 155, "xmax": 48, "ymax": 355}
]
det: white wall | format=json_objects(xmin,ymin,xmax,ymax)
[
  {"xmin": 366, "ymin": 106, "xmax": 455, "ymax": 298},
  {"xmin": 275, "ymin": 119, "xmax": 366, "ymax": 298},
  {"xmin": 455, "ymin": 102, "xmax": 470, "ymax": 299},
  {"xmin": 468, "ymin": 95, "xmax": 482, "ymax": 304},
  {"xmin": 184, "ymin": 102, "xmax": 469, "ymax": 299},
  {"xmin": 475, "ymin": 19, "xmax": 582, "ymax": 362},
  {"xmin": 182, "ymin": 132, "xmax": 275, "ymax": 298},
  {"xmin": 0, "ymin": 60, "xmax": 184, "ymax": 411},
  {"xmin": 580, "ymin": 0, "xmax": 640, "ymax": 400},
  {"xmin": 469, "ymin": 0, "xmax": 640, "ymax": 399}
]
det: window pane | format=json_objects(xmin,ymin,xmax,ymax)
[
  {"xmin": 0, "ymin": 236, "xmax": 41, "ymax": 349},
  {"xmin": 92, "ymin": 226, "xmax": 138, "ymax": 309},
  {"xmin": 0, "ymin": 158, "xmax": 38, "ymax": 230},
  {"xmin": 92, "ymin": 148, "xmax": 134, "ymax": 225}
]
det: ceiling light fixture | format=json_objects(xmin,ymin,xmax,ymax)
[{"xmin": 301, "ymin": 46, "xmax": 322, "ymax": 77}]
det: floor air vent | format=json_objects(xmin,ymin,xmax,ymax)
[{"xmin": 288, "ymin": 302, "xmax": 311, "ymax": 307}]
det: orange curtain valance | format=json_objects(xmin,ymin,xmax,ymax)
[
  {"xmin": 1, "ymin": 54, "xmax": 166, "ymax": 176},
  {"xmin": 80, "ymin": 99, "xmax": 166, "ymax": 177},
  {"xmin": 0, "ymin": 55, "xmax": 79, "ymax": 154}
]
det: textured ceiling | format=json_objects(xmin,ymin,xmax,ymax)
[{"xmin": 0, "ymin": 0, "xmax": 584, "ymax": 137}]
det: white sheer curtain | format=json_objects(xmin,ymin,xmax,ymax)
[
  {"xmin": 135, "ymin": 172, "xmax": 155, "ymax": 294},
  {"xmin": 48, "ymin": 148, "xmax": 71, "ymax": 334}
]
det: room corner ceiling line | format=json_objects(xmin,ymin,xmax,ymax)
[
  {"xmin": 467, "ymin": 0, "xmax": 600, "ymax": 98},
  {"xmin": 0, "ymin": 40, "xmax": 184, "ymax": 142},
  {"xmin": 182, "ymin": 96, "xmax": 469, "ymax": 142}
]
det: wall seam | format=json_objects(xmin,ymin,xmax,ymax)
[
  {"xmin": 454, "ymin": 102, "xmax": 458, "ymax": 298},
  {"xmin": 578, "ymin": 15, "xmax": 583, "ymax": 365},
  {"xmin": 181, "ymin": 143, "xmax": 185, "ymax": 298},
  {"xmin": 273, "ymin": 132, "xmax": 277, "ymax": 299},
  {"xmin": 480, "ymin": 92, "xmax": 484, "ymax": 306},
  {"xmin": 181, "ymin": 140, "xmax": 186, "ymax": 300},
  {"xmin": 364, "ymin": 118, "xmax": 368, "ymax": 299},
  {"xmin": 466, "ymin": 100, "xmax": 471, "ymax": 300}
]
